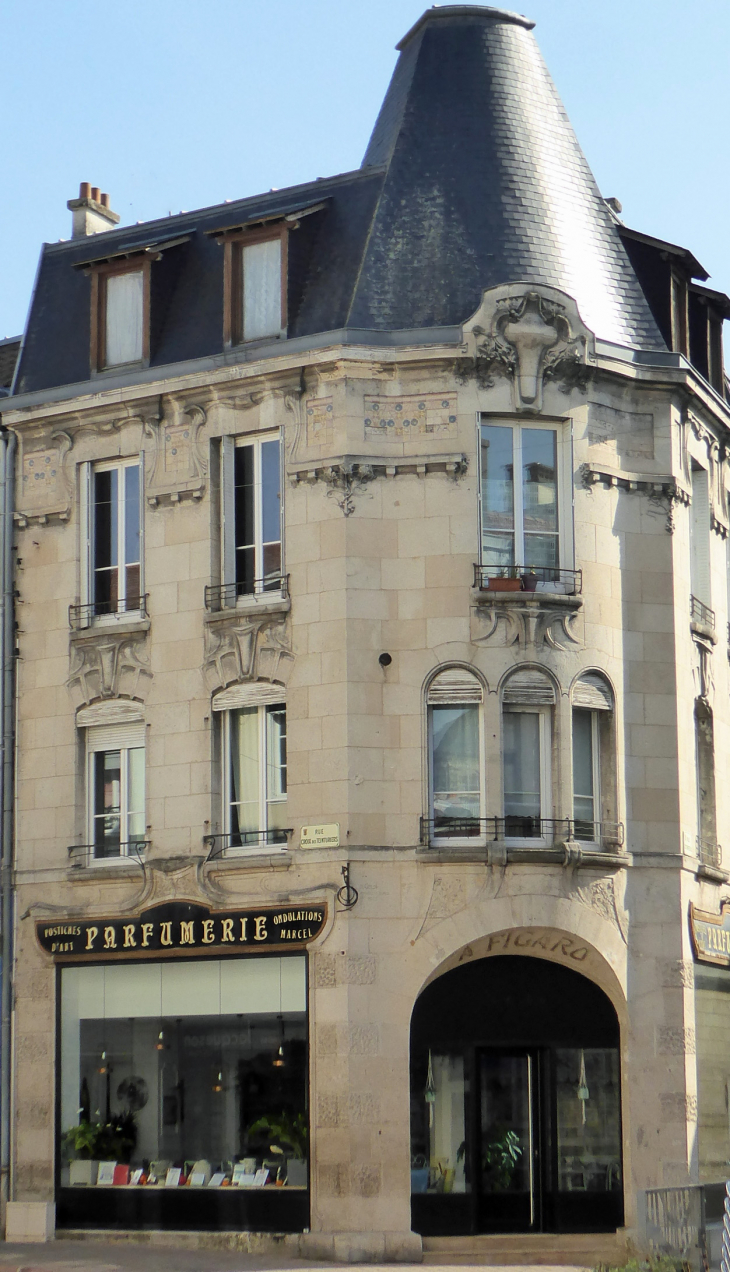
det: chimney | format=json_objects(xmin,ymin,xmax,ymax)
[{"xmin": 67, "ymin": 182, "xmax": 120, "ymax": 238}]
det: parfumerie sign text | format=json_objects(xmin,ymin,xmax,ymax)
[{"xmin": 36, "ymin": 901, "xmax": 327, "ymax": 960}]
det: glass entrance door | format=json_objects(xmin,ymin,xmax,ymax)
[{"xmin": 477, "ymin": 1051, "xmax": 536, "ymax": 1233}]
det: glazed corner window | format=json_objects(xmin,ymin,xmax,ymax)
[
  {"xmin": 86, "ymin": 723, "xmax": 145, "ymax": 859},
  {"xmin": 224, "ymin": 230, "xmax": 286, "ymax": 346},
  {"xmin": 89, "ymin": 459, "xmax": 142, "ymax": 618},
  {"xmin": 92, "ymin": 261, "xmax": 149, "ymax": 370},
  {"xmin": 221, "ymin": 701, "xmax": 288, "ymax": 850},
  {"xmin": 480, "ymin": 421, "xmax": 563, "ymax": 578},
  {"xmin": 427, "ymin": 668, "xmax": 484, "ymax": 842},
  {"xmin": 222, "ymin": 434, "xmax": 282, "ymax": 598}
]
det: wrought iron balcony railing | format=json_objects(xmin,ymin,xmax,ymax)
[
  {"xmin": 69, "ymin": 594, "xmax": 149, "ymax": 630},
  {"xmin": 690, "ymin": 595, "xmax": 715, "ymax": 630},
  {"xmin": 204, "ymin": 575, "xmax": 289, "ymax": 612},
  {"xmin": 697, "ymin": 837, "xmax": 722, "ymax": 869},
  {"xmin": 421, "ymin": 816, "xmax": 624, "ymax": 849},
  {"xmin": 203, "ymin": 830, "xmax": 291, "ymax": 858},
  {"xmin": 68, "ymin": 839, "xmax": 148, "ymax": 866},
  {"xmin": 473, "ymin": 564, "xmax": 582, "ymax": 595}
]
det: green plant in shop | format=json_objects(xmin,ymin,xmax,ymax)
[
  {"xmin": 62, "ymin": 1112, "xmax": 137, "ymax": 1163},
  {"xmin": 246, "ymin": 1111, "xmax": 307, "ymax": 1158},
  {"xmin": 481, "ymin": 1127, "xmax": 523, "ymax": 1191}
]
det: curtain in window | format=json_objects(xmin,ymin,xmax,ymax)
[
  {"xmin": 105, "ymin": 271, "xmax": 144, "ymax": 366},
  {"xmin": 242, "ymin": 239, "xmax": 281, "ymax": 340},
  {"xmin": 431, "ymin": 704, "xmax": 480, "ymax": 830}
]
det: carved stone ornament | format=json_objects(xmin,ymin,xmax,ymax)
[
  {"xmin": 204, "ymin": 612, "xmax": 293, "ymax": 695},
  {"xmin": 457, "ymin": 283, "xmax": 595, "ymax": 412},
  {"xmin": 288, "ymin": 454, "xmax": 468, "ymax": 516},
  {"xmin": 67, "ymin": 627, "xmax": 153, "ymax": 709},
  {"xmin": 16, "ymin": 430, "xmax": 74, "ymax": 527},
  {"xmin": 470, "ymin": 595, "xmax": 583, "ymax": 651},
  {"xmin": 144, "ymin": 401, "xmax": 207, "ymax": 506}
]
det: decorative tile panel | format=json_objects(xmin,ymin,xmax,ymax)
[
  {"xmin": 306, "ymin": 397, "xmax": 334, "ymax": 447},
  {"xmin": 364, "ymin": 393, "xmax": 457, "ymax": 441}
]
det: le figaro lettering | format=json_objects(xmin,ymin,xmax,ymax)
[{"xmin": 36, "ymin": 902, "xmax": 327, "ymax": 959}]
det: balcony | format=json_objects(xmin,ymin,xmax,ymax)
[
  {"xmin": 68, "ymin": 840, "xmax": 148, "ymax": 867},
  {"xmin": 204, "ymin": 575, "xmax": 289, "ymax": 613},
  {"xmin": 690, "ymin": 594, "xmax": 715, "ymax": 640},
  {"xmin": 473, "ymin": 564, "xmax": 582, "ymax": 595},
  {"xmin": 421, "ymin": 816, "xmax": 624, "ymax": 850},
  {"xmin": 697, "ymin": 837, "xmax": 722, "ymax": 870},
  {"xmin": 69, "ymin": 594, "xmax": 149, "ymax": 630},
  {"xmin": 203, "ymin": 830, "xmax": 292, "ymax": 858}
]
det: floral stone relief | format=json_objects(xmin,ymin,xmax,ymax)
[{"xmin": 458, "ymin": 283, "xmax": 595, "ymax": 413}]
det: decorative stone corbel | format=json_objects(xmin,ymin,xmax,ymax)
[
  {"xmin": 144, "ymin": 399, "xmax": 208, "ymax": 506},
  {"xmin": 470, "ymin": 594, "xmax": 583, "ymax": 651},
  {"xmin": 203, "ymin": 611, "xmax": 293, "ymax": 695},
  {"xmin": 67, "ymin": 626, "xmax": 153, "ymax": 708},
  {"xmin": 322, "ymin": 462, "xmax": 376, "ymax": 517},
  {"xmin": 457, "ymin": 283, "xmax": 595, "ymax": 412}
]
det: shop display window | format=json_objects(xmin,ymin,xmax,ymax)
[{"xmin": 60, "ymin": 957, "xmax": 307, "ymax": 1191}]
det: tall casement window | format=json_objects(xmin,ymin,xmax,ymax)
[
  {"xmin": 690, "ymin": 462, "xmax": 712, "ymax": 616},
  {"xmin": 213, "ymin": 686, "xmax": 288, "ymax": 851},
  {"xmin": 571, "ymin": 674, "xmax": 614, "ymax": 844},
  {"xmin": 480, "ymin": 420, "xmax": 564, "ymax": 575},
  {"xmin": 221, "ymin": 434, "xmax": 282, "ymax": 600},
  {"xmin": 501, "ymin": 669, "xmax": 555, "ymax": 837},
  {"xmin": 90, "ymin": 260, "xmax": 150, "ymax": 371},
  {"xmin": 219, "ymin": 227, "xmax": 286, "ymax": 347},
  {"xmin": 86, "ymin": 722, "xmax": 145, "ymax": 859},
  {"xmin": 695, "ymin": 698, "xmax": 719, "ymax": 867},
  {"xmin": 83, "ymin": 459, "xmax": 143, "ymax": 620},
  {"xmin": 427, "ymin": 668, "xmax": 484, "ymax": 842}
]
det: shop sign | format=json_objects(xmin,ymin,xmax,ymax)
[
  {"xmin": 35, "ymin": 900, "xmax": 327, "ymax": 960},
  {"xmin": 301, "ymin": 823, "xmax": 340, "ymax": 848},
  {"xmin": 690, "ymin": 900, "xmax": 730, "ymax": 966}
]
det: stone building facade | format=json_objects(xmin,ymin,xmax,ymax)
[{"xmin": 2, "ymin": 3, "xmax": 730, "ymax": 1261}]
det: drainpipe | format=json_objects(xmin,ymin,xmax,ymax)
[{"xmin": 0, "ymin": 429, "xmax": 16, "ymax": 1219}]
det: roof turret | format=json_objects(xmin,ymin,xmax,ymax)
[{"xmin": 353, "ymin": 4, "xmax": 664, "ymax": 348}]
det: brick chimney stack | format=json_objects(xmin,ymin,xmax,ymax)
[{"xmin": 67, "ymin": 182, "xmax": 120, "ymax": 237}]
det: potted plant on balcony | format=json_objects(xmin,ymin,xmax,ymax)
[
  {"xmin": 486, "ymin": 566, "xmax": 522, "ymax": 592},
  {"xmin": 520, "ymin": 568, "xmax": 539, "ymax": 592}
]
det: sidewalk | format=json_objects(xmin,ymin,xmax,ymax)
[{"xmin": 0, "ymin": 1245, "xmax": 590, "ymax": 1272}]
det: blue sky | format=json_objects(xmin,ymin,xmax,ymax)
[{"xmin": 2, "ymin": 0, "xmax": 729, "ymax": 340}]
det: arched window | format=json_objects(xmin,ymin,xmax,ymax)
[
  {"xmin": 501, "ymin": 669, "xmax": 555, "ymax": 838},
  {"xmin": 426, "ymin": 668, "xmax": 484, "ymax": 843},
  {"xmin": 212, "ymin": 683, "xmax": 287, "ymax": 853},
  {"xmin": 571, "ymin": 673, "xmax": 614, "ymax": 844}
]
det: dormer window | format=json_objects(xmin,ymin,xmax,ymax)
[
  {"xmin": 221, "ymin": 227, "xmax": 286, "ymax": 346},
  {"xmin": 90, "ymin": 259, "xmax": 150, "ymax": 371}
]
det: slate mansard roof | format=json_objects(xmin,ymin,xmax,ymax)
[{"xmin": 12, "ymin": 4, "xmax": 713, "ymax": 400}]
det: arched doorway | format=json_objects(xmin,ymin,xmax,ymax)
[{"xmin": 410, "ymin": 954, "xmax": 622, "ymax": 1236}]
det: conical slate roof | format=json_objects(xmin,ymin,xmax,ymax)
[{"xmin": 352, "ymin": 4, "xmax": 665, "ymax": 349}]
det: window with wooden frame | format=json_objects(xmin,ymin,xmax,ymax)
[
  {"xmin": 221, "ymin": 225, "xmax": 287, "ymax": 347},
  {"xmin": 90, "ymin": 257, "xmax": 150, "ymax": 371}
]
